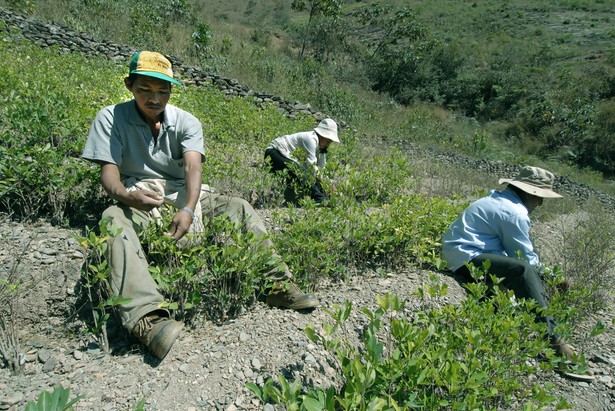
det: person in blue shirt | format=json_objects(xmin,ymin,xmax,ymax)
[{"xmin": 442, "ymin": 166, "xmax": 574, "ymax": 360}]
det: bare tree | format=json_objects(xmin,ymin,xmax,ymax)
[{"xmin": 291, "ymin": 0, "xmax": 342, "ymax": 59}]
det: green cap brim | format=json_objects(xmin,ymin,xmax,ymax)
[{"xmin": 130, "ymin": 70, "xmax": 183, "ymax": 87}]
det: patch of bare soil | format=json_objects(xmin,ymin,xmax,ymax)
[{"xmin": 0, "ymin": 213, "xmax": 613, "ymax": 411}]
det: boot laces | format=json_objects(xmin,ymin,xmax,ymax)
[{"xmin": 134, "ymin": 315, "xmax": 163, "ymax": 339}]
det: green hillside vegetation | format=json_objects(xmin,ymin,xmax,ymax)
[
  {"xmin": 6, "ymin": 0, "xmax": 615, "ymax": 185},
  {"xmin": 202, "ymin": 0, "xmax": 615, "ymax": 179},
  {"xmin": 0, "ymin": 36, "xmax": 569, "ymax": 410},
  {"xmin": 0, "ymin": 34, "xmax": 462, "ymax": 284},
  {"xmin": 1, "ymin": 1, "xmax": 614, "ymax": 409}
]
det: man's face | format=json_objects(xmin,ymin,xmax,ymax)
[
  {"xmin": 524, "ymin": 195, "xmax": 544, "ymax": 214},
  {"xmin": 125, "ymin": 75, "xmax": 172, "ymax": 123},
  {"xmin": 317, "ymin": 135, "xmax": 332, "ymax": 149}
]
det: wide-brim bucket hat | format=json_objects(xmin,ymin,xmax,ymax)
[
  {"xmin": 314, "ymin": 118, "xmax": 339, "ymax": 143},
  {"xmin": 499, "ymin": 166, "xmax": 563, "ymax": 198},
  {"xmin": 129, "ymin": 51, "xmax": 182, "ymax": 86}
]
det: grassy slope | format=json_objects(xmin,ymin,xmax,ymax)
[
  {"xmin": 207, "ymin": 0, "xmax": 615, "ymax": 190},
  {"xmin": 198, "ymin": 0, "xmax": 614, "ymax": 60},
  {"xmin": 1, "ymin": 0, "xmax": 614, "ymax": 194},
  {"xmin": 205, "ymin": 0, "xmax": 615, "ymax": 54}
]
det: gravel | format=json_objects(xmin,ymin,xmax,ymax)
[{"xmin": 0, "ymin": 209, "xmax": 613, "ymax": 411}]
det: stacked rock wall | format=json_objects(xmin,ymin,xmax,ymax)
[
  {"xmin": 2, "ymin": 8, "xmax": 614, "ymax": 211},
  {"xmin": 0, "ymin": 9, "xmax": 329, "ymax": 123}
]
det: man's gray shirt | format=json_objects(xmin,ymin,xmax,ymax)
[{"xmin": 82, "ymin": 100, "xmax": 204, "ymax": 181}]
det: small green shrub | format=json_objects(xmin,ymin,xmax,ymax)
[
  {"xmin": 74, "ymin": 217, "xmax": 128, "ymax": 352},
  {"xmin": 333, "ymin": 148, "xmax": 414, "ymax": 204},
  {"xmin": 251, "ymin": 271, "xmax": 573, "ymax": 410},
  {"xmin": 140, "ymin": 208, "xmax": 281, "ymax": 323},
  {"xmin": 272, "ymin": 194, "xmax": 464, "ymax": 286},
  {"xmin": 191, "ymin": 21, "xmax": 213, "ymax": 56},
  {"xmin": 24, "ymin": 385, "xmax": 82, "ymax": 411}
]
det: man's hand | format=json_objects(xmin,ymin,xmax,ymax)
[
  {"xmin": 167, "ymin": 209, "xmax": 192, "ymax": 241},
  {"xmin": 101, "ymin": 163, "xmax": 164, "ymax": 211},
  {"xmin": 128, "ymin": 190, "xmax": 164, "ymax": 211}
]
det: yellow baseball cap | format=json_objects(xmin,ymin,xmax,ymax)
[{"xmin": 128, "ymin": 51, "xmax": 182, "ymax": 86}]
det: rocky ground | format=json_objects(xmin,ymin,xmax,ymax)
[
  {"xmin": 0, "ymin": 207, "xmax": 614, "ymax": 411},
  {"xmin": 1, "ymin": 8, "xmax": 615, "ymax": 409}
]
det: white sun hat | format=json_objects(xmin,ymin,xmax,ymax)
[
  {"xmin": 314, "ymin": 118, "xmax": 339, "ymax": 143},
  {"xmin": 499, "ymin": 166, "xmax": 563, "ymax": 198}
]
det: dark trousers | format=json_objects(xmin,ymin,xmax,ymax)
[
  {"xmin": 455, "ymin": 253, "xmax": 557, "ymax": 339},
  {"xmin": 264, "ymin": 148, "xmax": 328, "ymax": 204}
]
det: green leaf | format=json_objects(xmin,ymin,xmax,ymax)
[
  {"xmin": 366, "ymin": 396, "xmax": 386, "ymax": 411},
  {"xmin": 23, "ymin": 386, "xmax": 83, "ymax": 411},
  {"xmin": 132, "ymin": 398, "xmax": 146, "ymax": 411},
  {"xmin": 305, "ymin": 325, "xmax": 319, "ymax": 343},
  {"xmin": 245, "ymin": 383, "xmax": 263, "ymax": 401},
  {"xmin": 302, "ymin": 397, "xmax": 325, "ymax": 411},
  {"xmin": 590, "ymin": 321, "xmax": 605, "ymax": 336}
]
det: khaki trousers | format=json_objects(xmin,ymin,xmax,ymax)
[{"xmin": 102, "ymin": 192, "xmax": 290, "ymax": 332}]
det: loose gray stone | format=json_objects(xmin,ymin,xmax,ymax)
[
  {"xmin": 38, "ymin": 349, "xmax": 51, "ymax": 363},
  {"xmin": 42, "ymin": 358, "xmax": 58, "ymax": 372},
  {"xmin": 251, "ymin": 358, "xmax": 262, "ymax": 370},
  {"xmin": 304, "ymin": 353, "xmax": 316, "ymax": 364},
  {"xmin": 1, "ymin": 391, "xmax": 24, "ymax": 406}
]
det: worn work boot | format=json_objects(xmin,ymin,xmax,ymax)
[
  {"xmin": 132, "ymin": 314, "xmax": 184, "ymax": 360},
  {"xmin": 551, "ymin": 338, "xmax": 596, "ymax": 382},
  {"xmin": 266, "ymin": 282, "xmax": 320, "ymax": 310},
  {"xmin": 552, "ymin": 338, "xmax": 575, "ymax": 361}
]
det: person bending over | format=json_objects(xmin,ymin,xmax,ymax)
[
  {"xmin": 442, "ymin": 166, "xmax": 574, "ymax": 359},
  {"xmin": 265, "ymin": 118, "xmax": 340, "ymax": 205}
]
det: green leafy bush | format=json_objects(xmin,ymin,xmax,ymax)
[
  {"xmin": 0, "ymin": 38, "xmax": 120, "ymax": 223},
  {"xmin": 73, "ymin": 217, "xmax": 129, "ymax": 352},
  {"xmin": 250, "ymin": 272, "xmax": 574, "ymax": 410},
  {"xmin": 140, "ymin": 208, "xmax": 281, "ymax": 323},
  {"xmin": 333, "ymin": 148, "xmax": 414, "ymax": 204},
  {"xmin": 272, "ymin": 194, "xmax": 464, "ymax": 286}
]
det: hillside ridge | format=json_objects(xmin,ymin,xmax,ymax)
[{"xmin": 2, "ymin": 8, "xmax": 614, "ymax": 213}]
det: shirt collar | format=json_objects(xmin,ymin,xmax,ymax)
[
  {"xmin": 127, "ymin": 100, "xmax": 176, "ymax": 130},
  {"xmin": 498, "ymin": 187, "xmax": 529, "ymax": 211}
]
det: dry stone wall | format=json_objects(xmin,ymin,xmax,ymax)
[
  {"xmin": 2, "ymin": 8, "xmax": 615, "ymax": 211},
  {"xmin": 0, "ymin": 8, "xmax": 330, "ymax": 123}
]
